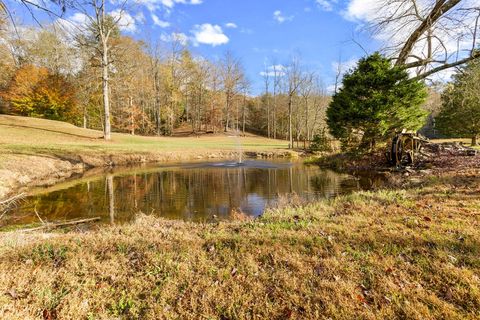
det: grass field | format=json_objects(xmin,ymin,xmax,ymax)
[
  {"xmin": 0, "ymin": 115, "xmax": 289, "ymax": 157},
  {"xmin": 0, "ymin": 172, "xmax": 479, "ymax": 319},
  {"xmin": 431, "ymin": 138, "xmax": 480, "ymax": 149},
  {"xmin": 1, "ymin": 116, "xmax": 479, "ymax": 319}
]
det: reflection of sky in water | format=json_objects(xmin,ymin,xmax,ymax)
[
  {"xmin": 3, "ymin": 160, "xmax": 383, "ymax": 226},
  {"xmin": 242, "ymin": 193, "xmax": 268, "ymax": 216}
]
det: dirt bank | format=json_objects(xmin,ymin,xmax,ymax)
[{"xmin": 0, "ymin": 149, "xmax": 297, "ymax": 201}]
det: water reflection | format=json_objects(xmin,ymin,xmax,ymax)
[{"xmin": 2, "ymin": 160, "xmax": 377, "ymax": 226}]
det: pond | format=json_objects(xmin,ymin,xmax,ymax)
[{"xmin": 2, "ymin": 159, "xmax": 385, "ymax": 227}]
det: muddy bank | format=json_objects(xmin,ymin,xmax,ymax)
[{"xmin": 0, "ymin": 149, "xmax": 297, "ymax": 201}]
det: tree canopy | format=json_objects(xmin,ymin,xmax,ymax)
[
  {"xmin": 436, "ymin": 58, "xmax": 480, "ymax": 146},
  {"xmin": 1, "ymin": 65, "xmax": 79, "ymax": 122},
  {"xmin": 326, "ymin": 53, "xmax": 428, "ymax": 151}
]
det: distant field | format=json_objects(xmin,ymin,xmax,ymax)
[
  {"xmin": 0, "ymin": 115, "xmax": 289, "ymax": 156},
  {"xmin": 431, "ymin": 138, "xmax": 480, "ymax": 149}
]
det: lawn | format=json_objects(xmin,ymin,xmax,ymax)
[
  {"xmin": 0, "ymin": 171, "xmax": 479, "ymax": 319},
  {"xmin": 0, "ymin": 115, "xmax": 289, "ymax": 157},
  {"xmin": 1, "ymin": 116, "xmax": 479, "ymax": 319}
]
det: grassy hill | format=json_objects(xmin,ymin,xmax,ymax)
[{"xmin": 0, "ymin": 115, "xmax": 289, "ymax": 156}]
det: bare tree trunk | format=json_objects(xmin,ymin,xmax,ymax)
[
  {"xmin": 472, "ymin": 135, "xmax": 478, "ymax": 146},
  {"xmin": 288, "ymin": 96, "xmax": 293, "ymax": 149},
  {"xmin": 224, "ymin": 93, "xmax": 230, "ymax": 132},
  {"xmin": 242, "ymin": 93, "xmax": 246, "ymax": 135},
  {"xmin": 130, "ymin": 96, "xmax": 134, "ymax": 135},
  {"xmin": 102, "ymin": 44, "xmax": 111, "ymax": 140},
  {"xmin": 304, "ymin": 97, "xmax": 309, "ymax": 142},
  {"xmin": 83, "ymin": 107, "xmax": 87, "ymax": 129},
  {"xmin": 273, "ymin": 85, "xmax": 277, "ymax": 139}
]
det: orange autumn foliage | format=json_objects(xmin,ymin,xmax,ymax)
[{"xmin": 1, "ymin": 65, "xmax": 80, "ymax": 123}]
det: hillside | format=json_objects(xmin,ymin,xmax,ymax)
[{"xmin": 0, "ymin": 115, "xmax": 291, "ymax": 200}]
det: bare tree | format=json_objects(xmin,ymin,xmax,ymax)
[
  {"xmin": 271, "ymin": 61, "xmax": 282, "ymax": 139},
  {"xmin": 262, "ymin": 61, "xmax": 271, "ymax": 137},
  {"xmin": 68, "ymin": 0, "xmax": 130, "ymax": 140},
  {"xmin": 300, "ymin": 72, "xmax": 314, "ymax": 142},
  {"xmin": 220, "ymin": 51, "xmax": 244, "ymax": 132},
  {"xmin": 333, "ymin": 52, "xmax": 343, "ymax": 94},
  {"xmin": 241, "ymin": 78, "xmax": 250, "ymax": 136},
  {"xmin": 366, "ymin": 0, "xmax": 480, "ymax": 79},
  {"xmin": 285, "ymin": 56, "xmax": 305, "ymax": 149}
]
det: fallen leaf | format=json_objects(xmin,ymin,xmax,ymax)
[{"xmin": 43, "ymin": 309, "xmax": 57, "ymax": 320}]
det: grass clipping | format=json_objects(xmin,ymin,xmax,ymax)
[{"xmin": 0, "ymin": 174, "xmax": 479, "ymax": 319}]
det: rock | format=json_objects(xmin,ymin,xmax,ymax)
[{"xmin": 466, "ymin": 150, "xmax": 477, "ymax": 156}]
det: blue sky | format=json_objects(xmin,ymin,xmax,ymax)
[
  {"xmin": 136, "ymin": 0, "xmax": 379, "ymax": 94},
  {"xmin": 8, "ymin": 0, "xmax": 382, "ymax": 94}
]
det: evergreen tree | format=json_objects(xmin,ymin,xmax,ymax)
[
  {"xmin": 326, "ymin": 53, "xmax": 427, "ymax": 151},
  {"xmin": 436, "ymin": 58, "xmax": 480, "ymax": 146}
]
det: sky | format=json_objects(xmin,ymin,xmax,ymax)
[
  {"xmin": 5, "ymin": 0, "xmax": 389, "ymax": 94},
  {"xmin": 133, "ymin": 0, "xmax": 379, "ymax": 94}
]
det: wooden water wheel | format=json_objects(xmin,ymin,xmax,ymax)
[{"xmin": 387, "ymin": 130, "xmax": 428, "ymax": 166}]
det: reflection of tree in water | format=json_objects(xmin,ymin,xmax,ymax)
[
  {"xmin": 309, "ymin": 170, "xmax": 358, "ymax": 199},
  {"xmin": 4, "ymin": 164, "xmax": 368, "ymax": 225}
]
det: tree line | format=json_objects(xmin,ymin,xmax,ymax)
[
  {"xmin": 0, "ymin": 17, "xmax": 330, "ymax": 146},
  {"xmin": 0, "ymin": 20, "xmax": 248, "ymax": 137},
  {"xmin": 1, "ymin": 0, "xmax": 479, "ymax": 149}
]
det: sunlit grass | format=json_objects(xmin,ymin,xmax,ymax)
[
  {"xmin": 1, "ymin": 171, "xmax": 479, "ymax": 319},
  {"xmin": 0, "ymin": 115, "xmax": 289, "ymax": 157}
]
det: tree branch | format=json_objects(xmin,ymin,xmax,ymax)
[
  {"xmin": 395, "ymin": 0, "xmax": 462, "ymax": 66},
  {"xmin": 411, "ymin": 51, "xmax": 480, "ymax": 80}
]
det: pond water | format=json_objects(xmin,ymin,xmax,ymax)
[{"xmin": 2, "ymin": 159, "xmax": 385, "ymax": 226}]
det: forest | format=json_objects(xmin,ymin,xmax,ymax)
[
  {"xmin": 0, "ymin": 15, "xmax": 330, "ymax": 145},
  {"xmin": 1, "ymin": 0, "xmax": 479, "ymax": 148}
]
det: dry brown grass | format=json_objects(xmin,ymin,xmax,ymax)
[
  {"xmin": 0, "ymin": 115, "xmax": 289, "ymax": 156},
  {"xmin": 0, "ymin": 171, "xmax": 479, "ymax": 319}
]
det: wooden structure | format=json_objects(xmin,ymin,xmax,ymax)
[{"xmin": 386, "ymin": 130, "xmax": 429, "ymax": 166}]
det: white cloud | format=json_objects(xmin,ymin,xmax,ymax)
[
  {"xmin": 191, "ymin": 23, "xmax": 229, "ymax": 46},
  {"xmin": 158, "ymin": 0, "xmax": 202, "ymax": 8},
  {"xmin": 225, "ymin": 22, "xmax": 238, "ymax": 29},
  {"xmin": 110, "ymin": 9, "xmax": 137, "ymax": 33},
  {"xmin": 331, "ymin": 58, "xmax": 358, "ymax": 76},
  {"xmin": 160, "ymin": 32, "xmax": 189, "ymax": 45},
  {"xmin": 151, "ymin": 14, "xmax": 170, "ymax": 27},
  {"xmin": 273, "ymin": 10, "xmax": 293, "ymax": 24},
  {"xmin": 138, "ymin": 0, "xmax": 202, "ymax": 13},
  {"xmin": 69, "ymin": 12, "xmax": 90, "ymax": 27},
  {"xmin": 135, "ymin": 12, "xmax": 146, "ymax": 24},
  {"xmin": 342, "ymin": 0, "xmax": 381, "ymax": 21},
  {"xmin": 316, "ymin": 0, "xmax": 337, "ymax": 12},
  {"xmin": 326, "ymin": 84, "xmax": 337, "ymax": 94},
  {"xmin": 260, "ymin": 64, "xmax": 287, "ymax": 77},
  {"xmin": 55, "ymin": 12, "xmax": 90, "ymax": 35}
]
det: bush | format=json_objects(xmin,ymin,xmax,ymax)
[{"xmin": 310, "ymin": 128, "xmax": 333, "ymax": 152}]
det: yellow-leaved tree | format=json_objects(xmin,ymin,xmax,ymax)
[{"xmin": 1, "ymin": 65, "xmax": 80, "ymax": 123}]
